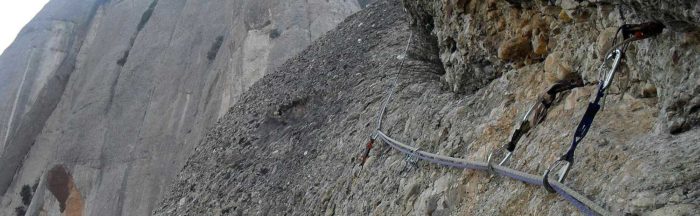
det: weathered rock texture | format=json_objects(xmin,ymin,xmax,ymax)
[
  {"xmin": 157, "ymin": 0, "xmax": 699, "ymax": 215},
  {"xmin": 0, "ymin": 0, "xmax": 364, "ymax": 215}
]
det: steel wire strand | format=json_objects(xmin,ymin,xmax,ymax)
[
  {"xmin": 375, "ymin": 33, "xmax": 414, "ymax": 133},
  {"xmin": 375, "ymin": 131, "xmax": 611, "ymax": 215}
]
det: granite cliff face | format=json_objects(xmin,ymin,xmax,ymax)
[
  {"xmin": 157, "ymin": 0, "xmax": 699, "ymax": 215},
  {"xmin": 0, "ymin": 0, "xmax": 364, "ymax": 215}
]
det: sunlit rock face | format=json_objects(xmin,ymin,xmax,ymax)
[{"xmin": 0, "ymin": 0, "xmax": 364, "ymax": 215}]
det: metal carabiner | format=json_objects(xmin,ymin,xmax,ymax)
[
  {"xmin": 601, "ymin": 49, "xmax": 623, "ymax": 91},
  {"xmin": 407, "ymin": 147, "xmax": 420, "ymax": 163},
  {"xmin": 487, "ymin": 147, "xmax": 512, "ymax": 172},
  {"xmin": 508, "ymin": 103, "xmax": 537, "ymax": 151},
  {"xmin": 520, "ymin": 103, "xmax": 537, "ymax": 124},
  {"xmin": 543, "ymin": 158, "xmax": 572, "ymax": 193},
  {"xmin": 543, "ymin": 82, "xmax": 603, "ymax": 192},
  {"xmin": 487, "ymin": 103, "xmax": 537, "ymax": 171},
  {"xmin": 371, "ymin": 130, "xmax": 380, "ymax": 140}
]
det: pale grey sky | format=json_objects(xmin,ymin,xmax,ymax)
[{"xmin": 0, "ymin": 0, "xmax": 50, "ymax": 54}]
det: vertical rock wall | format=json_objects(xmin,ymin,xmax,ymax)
[
  {"xmin": 0, "ymin": 1, "xmax": 105, "ymax": 214},
  {"xmin": 0, "ymin": 0, "xmax": 364, "ymax": 215}
]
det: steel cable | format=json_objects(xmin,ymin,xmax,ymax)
[
  {"xmin": 375, "ymin": 33, "xmax": 414, "ymax": 133},
  {"xmin": 370, "ymin": 30, "xmax": 613, "ymax": 215},
  {"xmin": 375, "ymin": 131, "xmax": 611, "ymax": 215}
]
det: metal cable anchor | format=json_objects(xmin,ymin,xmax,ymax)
[
  {"xmin": 488, "ymin": 103, "xmax": 537, "ymax": 171},
  {"xmin": 601, "ymin": 49, "xmax": 623, "ymax": 92},
  {"xmin": 543, "ymin": 158, "xmax": 572, "ymax": 192},
  {"xmin": 543, "ymin": 48, "xmax": 624, "ymax": 192},
  {"xmin": 402, "ymin": 147, "xmax": 420, "ymax": 171}
]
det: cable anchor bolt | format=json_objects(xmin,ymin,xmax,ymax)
[{"xmin": 543, "ymin": 158, "xmax": 572, "ymax": 193}]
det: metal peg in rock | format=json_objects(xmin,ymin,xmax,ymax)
[
  {"xmin": 544, "ymin": 21, "xmax": 664, "ymax": 191},
  {"xmin": 488, "ymin": 79, "xmax": 583, "ymax": 171}
]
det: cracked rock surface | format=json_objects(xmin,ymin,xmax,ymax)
[{"xmin": 157, "ymin": 0, "xmax": 699, "ymax": 215}]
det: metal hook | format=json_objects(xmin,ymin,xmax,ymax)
[
  {"xmin": 601, "ymin": 49, "xmax": 623, "ymax": 91},
  {"xmin": 487, "ymin": 103, "xmax": 538, "ymax": 172},
  {"xmin": 509, "ymin": 103, "xmax": 537, "ymax": 148},
  {"xmin": 543, "ymin": 158, "xmax": 572, "ymax": 193},
  {"xmin": 509, "ymin": 103, "xmax": 537, "ymax": 147},
  {"xmin": 521, "ymin": 103, "xmax": 537, "ymax": 123},
  {"xmin": 406, "ymin": 147, "xmax": 420, "ymax": 164},
  {"xmin": 487, "ymin": 147, "xmax": 512, "ymax": 172}
]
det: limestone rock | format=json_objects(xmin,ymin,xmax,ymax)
[
  {"xmin": 648, "ymin": 204, "xmax": 699, "ymax": 216},
  {"xmin": 155, "ymin": 0, "xmax": 699, "ymax": 215},
  {"xmin": 1, "ymin": 0, "xmax": 699, "ymax": 215},
  {"xmin": 641, "ymin": 82, "xmax": 658, "ymax": 98},
  {"xmin": 532, "ymin": 32, "xmax": 549, "ymax": 55},
  {"xmin": 597, "ymin": 27, "xmax": 619, "ymax": 58},
  {"xmin": 560, "ymin": 0, "xmax": 579, "ymax": 10},
  {"xmin": 559, "ymin": 10, "xmax": 573, "ymax": 23},
  {"xmin": 544, "ymin": 52, "xmax": 573, "ymax": 83},
  {"xmin": 0, "ymin": 0, "xmax": 363, "ymax": 215},
  {"xmin": 498, "ymin": 36, "xmax": 532, "ymax": 61}
]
